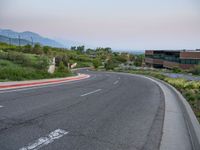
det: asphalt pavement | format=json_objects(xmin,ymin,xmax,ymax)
[{"xmin": 0, "ymin": 70, "xmax": 165, "ymax": 150}]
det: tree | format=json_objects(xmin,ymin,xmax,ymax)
[
  {"xmin": 105, "ymin": 59, "xmax": 116, "ymax": 70},
  {"xmin": 114, "ymin": 53, "xmax": 128, "ymax": 63},
  {"xmin": 77, "ymin": 45, "xmax": 85, "ymax": 54},
  {"xmin": 134, "ymin": 55, "xmax": 144, "ymax": 67},
  {"xmin": 104, "ymin": 47, "xmax": 112, "ymax": 54},
  {"xmin": 55, "ymin": 55, "xmax": 69, "ymax": 67},
  {"xmin": 62, "ymin": 55, "xmax": 69, "ymax": 66},
  {"xmin": 43, "ymin": 46, "xmax": 51, "ymax": 55},
  {"xmin": 86, "ymin": 48, "xmax": 95, "ymax": 55},
  {"xmin": 55, "ymin": 55, "xmax": 62, "ymax": 67},
  {"xmin": 129, "ymin": 54, "xmax": 135, "ymax": 61},
  {"xmin": 71, "ymin": 46, "xmax": 76, "ymax": 50},
  {"xmin": 32, "ymin": 43, "xmax": 43, "ymax": 55},
  {"xmin": 93, "ymin": 58, "xmax": 101, "ymax": 69}
]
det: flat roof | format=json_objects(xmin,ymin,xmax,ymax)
[{"xmin": 145, "ymin": 50, "xmax": 200, "ymax": 53}]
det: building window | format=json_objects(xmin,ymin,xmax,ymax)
[{"xmin": 180, "ymin": 59, "xmax": 200, "ymax": 64}]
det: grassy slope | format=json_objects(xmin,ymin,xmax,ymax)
[{"xmin": 0, "ymin": 59, "xmax": 74, "ymax": 81}]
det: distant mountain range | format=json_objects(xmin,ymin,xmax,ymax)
[
  {"xmin": 0, "ymin": 29, "xmax": 78, "ymax": 48},
  {"xmin": 0, "ymin": 34, "xmax": 32, "ymax": 46}
]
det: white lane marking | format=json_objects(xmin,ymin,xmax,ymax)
[
  {"xmin": 0, "ymin": 75, "xmax": 95, "ymax": 94},
  {"xmin": 19, "ymin": 129, "xmax": 68, "ymax": 150},
  {"xmin": 81, "ymin": 89, "xmax": 102, "ymax": 97},
  {"xmin": 118, "ymin": 77, "xmax": 120, "ymax": 80},
  {"xmin": 113, "ymin": 80, "xmax": 119, "ymax": 85},
  {"xmin": 0, "ymin": 105, "xmax": 3, "ymax": 108}
]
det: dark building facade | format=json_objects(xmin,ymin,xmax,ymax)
[{"xmin": 145, "ymin": 50, "xmax": 200, "ymax": 69}]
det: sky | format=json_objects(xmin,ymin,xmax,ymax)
[{"xmin": 0, "ymin": 0, "xmax": 200, "ymax": 50}]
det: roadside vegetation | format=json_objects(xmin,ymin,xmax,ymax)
[{"xmin": 0, "ymin": 42, "xmax": 140, "ymax": 81}]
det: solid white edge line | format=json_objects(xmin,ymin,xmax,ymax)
[
  {"xmin": 81, "ymin": 89, "xmax": 102, "ymax": 97},
  {"xmin": 19, "ymin": 129, "xmax": 68, "ymax": 150}
]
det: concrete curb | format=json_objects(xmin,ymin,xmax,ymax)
[
  {"xmin": 151, "ymin": 77, "xmax": 200, "ymax": 150},
  {"xmin": 0, "ymin": 74, "xmax": 90, "ymax": 90}
]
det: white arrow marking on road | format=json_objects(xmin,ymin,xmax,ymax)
[
  {"xmin": 113, "ymin": 81, "xmax": 119, "ymax": 85},
  {"xmin": 81, "ymin": 89, "xmax": 102, "ymax": 97},
  {"xmin": 19, "ymin": 129, "xmax": 68, "ymax": 150}
]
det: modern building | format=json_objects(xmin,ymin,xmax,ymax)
[{"xmin": 145, "ymin": 50, "xmax": 200, "ymax": 70}]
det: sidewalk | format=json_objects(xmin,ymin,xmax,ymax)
[{"xmin": 0, "ymin": 74, "xmax": 90, "ymax": 90}]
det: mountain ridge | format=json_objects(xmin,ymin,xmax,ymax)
[{"xmin": 0, "ymin": 29, "xmax": 64, "ymax": 47}]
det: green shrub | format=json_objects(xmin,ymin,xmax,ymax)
[
  {"xmin": 93, "ymin": 58, "xmax": 101, "ymax": 69},
  {"xmin": 172, "ymin": 67, "xmax": 182, "ymax": 73},
  {"xmin": 32, "ymin": 43, "xmax": 43, "ymax": 55},
  {"xmin": 33, "ymin": 56, "xmax": 49, "ymax": 70},
  {"xmin": 57, "ymin": 61, "xmax": 66, "ymax": 72},
  {"xmin": 190, "ymin": 64, "xmax": 200, "ymax": 75},
  {"xmin": 105, "ymin": 59, "xmax": 117, "ymax": 70}
]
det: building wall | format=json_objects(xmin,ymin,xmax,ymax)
[
  {"xmin": 163, "ymin": 61, "xmax": 179, "ymax": 69},
  {"xmin": 145, "ymin": 58, "xmax": 163, "ymax": 64},
  {"xmin": 180, "ymin": 52, "xmax": 200, "ymax": 59},
  {"xmin": 153, "ymin": 59, "xmax": 163, "ymax": 65},
  {"xmin": 145, "ymin": 50, "xmax": 154, "ymax": 55},
  {"xmin": 145, "ymin": 58, "xmax": 153, "ymax": 64},
  {"xmin": 179, "ymin": 64, "xmax": 196, "ymax": 70},
  {"xmin": 145, "ymin": 50, "xmax": 200, "ymax": 70}
]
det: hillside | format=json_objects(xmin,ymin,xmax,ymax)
[
  {"xmin": 0, "ymin": 29, "xmax": 64, "ymax": 47},
  {"xmin": 0, "ymin": 35, "xmax": 32, "ymax": 46}
]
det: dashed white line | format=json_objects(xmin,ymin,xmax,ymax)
[
  {"xmin": 81, "ymin": 89, "xmax": 102, "ymax": 97},
  {"xmin": 0, "ymin": 105, "xmax": 3, "ymax": 108},
  {"xmin": 113, "ymin": 80, "xmax": 119, "ymax": 85},
  {"xmin": 19, "ymin": 129, "xmax": 68, "ymax": 150}
]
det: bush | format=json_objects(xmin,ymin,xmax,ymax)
[
  {"xmin": 164, "ymin": 78, "xmax": 186, "ymax": 89},
  {"xmin": 172, "ymin": 67, "xmax": 182, "ymax": 73},
  {"xmin": 6, "ymin": 51, "xmax": 32, "ymax": 66},
  {"xmin": 23, "ymin": 44, "xmax": 32, "ymax": 53},
  {"xmin": 105, "ymin": 59, "xmax": 117, "ymax": 70},
  {"xmin": 0, "ymin": 60, "xmax": 72, "ymax": 81},
  {"xmin": 55, "ymin": 55, "xmax": 69, "ymax": 67},
  {"xmin": 0, "ymin": 51, "xmax": 8, "ymax": 59},
  {"xmin": 190, "ymin": 64, "xmax": 200, "ymax": 75},
  {"xmin": 184, "ymin": 91, "xmax": 195, "ymax": 101},
  {"xmin": 57, "ymin": 61, "xmax": 66, "ymax": 72},
  {"xmin": 93, "ymin": 58, "xmax": 101, "ymax": 69},
  {"xmin": 33, "ymin": 56, "xmax": 49, "ymax": 70},
  {"xmin": 32, "ymin": 43, "xmax": 43, "ymax": 55}
]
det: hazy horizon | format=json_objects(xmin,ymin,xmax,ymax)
[{"xmin": 0, "ymin": 0, "xmax": 200, "ymax": 50}]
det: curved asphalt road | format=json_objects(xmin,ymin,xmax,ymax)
[{"xmin": 0, "ymin": 70, "xmax": 165, "ymax": 150}]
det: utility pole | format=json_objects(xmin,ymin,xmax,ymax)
[
  {"xmin": 8, "ymin": 34, "xmax": 11, "ymax": 45},
  {"xmin": 31, "ymin": 37, "xmax": 33, "ymax": 46},
  {"xmin": 18, "ymin": 35, "xmax": 21, "ymax": 47},
  {"xmin": 9, "ymin": 38, "xmax": 11, "ymax": 46}
]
